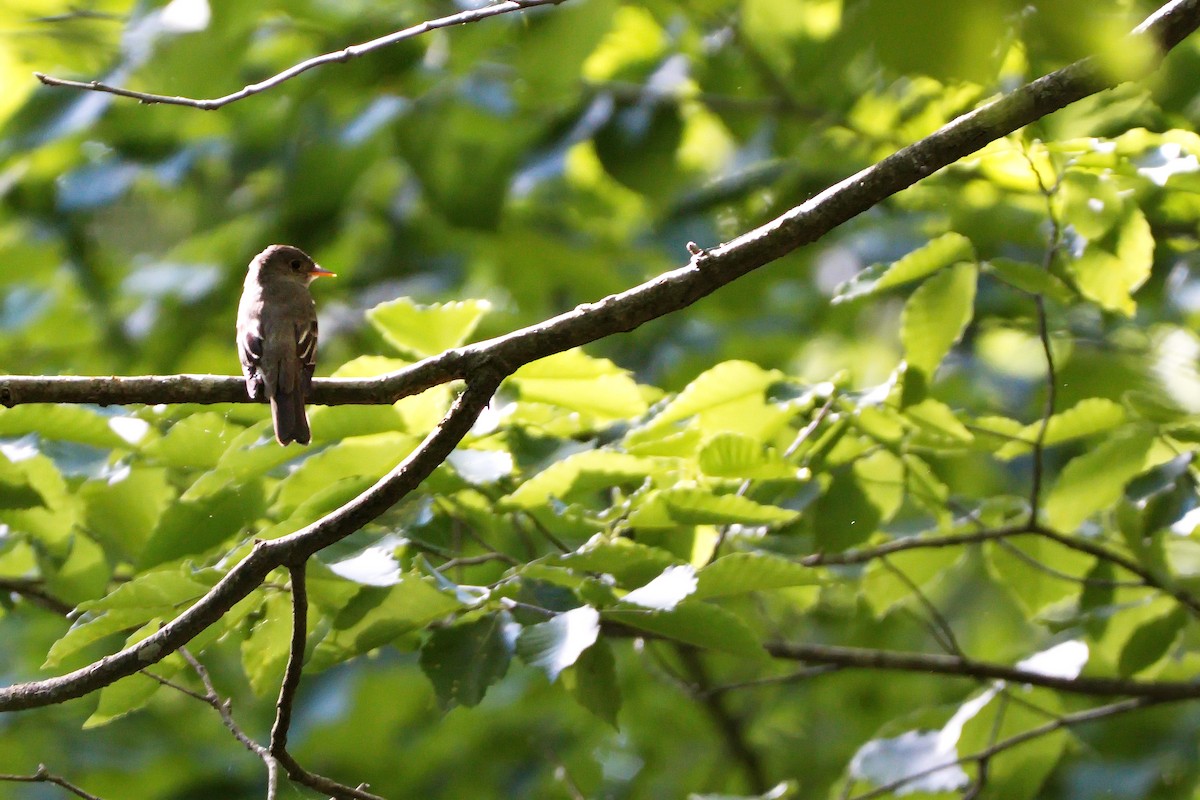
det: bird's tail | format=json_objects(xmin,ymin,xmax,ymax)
[{"xmin": 270, "ymin": 389, "xmax": 311, "ymax": 446}]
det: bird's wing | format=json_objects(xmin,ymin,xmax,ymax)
[
  {"xmin": 236, "ymin": 307, "xmax": 265, "ymax": 399},
  {"xmin": 297, "ymin": 315, "xmax": 318, "ymax": 391}
]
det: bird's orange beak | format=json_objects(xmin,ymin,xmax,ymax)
[{"xmin": 310, "ymin": 265, "xmax": 337, "ymax": 279}]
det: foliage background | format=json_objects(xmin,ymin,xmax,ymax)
[{"xmin": 3, "ymin": 0, "xmax": 1200, "ymax": 798}]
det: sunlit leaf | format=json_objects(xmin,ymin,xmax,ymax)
[
  {"xmin": 604, "ymin": 600, "xmax": 765, "ymax": 658},
  {"xmin": 901, "ymin": 262, "xmax": 978, "ymax": 379},
  {"xmin": 1044, "ymin": 427, "xmax": 1155, "ymax": 531},
  {"xmin": 995, "ymin": 398, "xmax": 1127, "ymax": 460},
  {"xmin": 834, "ymin": 233, "xmax": 974, "ymax": 303},
  {"xmin": 367, "ymin": 298, "xmax": 491, "ymax": 358},
  {"xmin": 515, "ymin": 605, "xmax": 600, "ymax": 681},
  {"xmin": 694, "ymin": 552, "xmax": 820, "ymax": 599},
  {"xmin": 511, "ymin": 349, "xmax": 648, "ymax": 419}
]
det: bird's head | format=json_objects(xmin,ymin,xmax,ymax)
[{"xmin": 252, "ymin": 244, "xmax": 336, "ymax": 287}]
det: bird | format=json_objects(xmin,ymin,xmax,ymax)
[{"xmin": 236, "ymin": 244, "xmax": 336, "ymax": 445}]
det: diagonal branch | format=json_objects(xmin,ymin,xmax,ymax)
[
  {"xmin": 0, "ymin": 371, "xmax": 502, "ymax": 713},
  {"xmin": 33, "ymin": 0, "xmax": 570, "ymax": 110},
  {"xmin": 2, "ymin": 0, "xmax": 1199, "ymax": 717},
  {"xmin": 848, "ymin": 697, "xmax": 1158, "ymax": 800},
  {"xmin": 0, "ymin": 767, "xmax": 104, "ymax": 800}
]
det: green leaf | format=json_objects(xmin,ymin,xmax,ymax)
[
  {"xmin": 81, "ymin": 466, "xmax": 173, "ymax": 560},
  {"xmin": 1118, "ymin": 606, "xmax": 1186, "ymax": 676},
  {"xmin": 46, "ymin": 565, "xmax": 215, "ymax": 668},
  {"xmin": 694, "ymin": 552, "xmax": 820, "ymax": 599},
  {"xmin": 0, "ymin": 405, "xmax": 127, "ymax": 448},
  {"xmin": 511, "ymin": 349, "xmax": 648, "ymax": 419},
  {"xmin": 1059, "ymin": 168, "xmax": 1125, "ymax": 240},
  {"xmin": 515, "ymin": 605, "xmax": 601, "ymax": 681},
  {"xmin": 85, "ymin": 672, "xmax": 163, "ymax": 729},
  {"xmin": 419, "ymin": 612, "xmax": 514, "ymax": 708},
  {"xmin": 1044, "ymin": 427, "xmax": 1155, "ymax": 531},
  {"xmin": 861, "ymin": 546, "xmax": 962, "ymax": 616},
  {"xmin": 43, "ymin": 533, "xmax": 109, "ymax": 605},
  {"xmin": 901, "ymin": 262, "xmax": 978, "ymax": 378},
  {"xmin": 1065, "ymin": 206, "xmax": 1153, "ymax": 317},
  {"xmin": 398, "ymin": 101, "xmax": 541, "ymax": 228},
  {"xmin": 562, "ymin": 638, "xmax": 621, "ymax": 728},
  {"xmin": 77, "ymin": 570, "xmax": 209, "ymax": 613},
  {"xmin": 85, "ymin": 623, "xmax": 178, "ymax": 728},
  {"xmin": 142, "ymin": 412, "xmax": 241, "ymax": 469},
  {"xmin": 995, "ymin": 398, "xmax": 1127, "ymax": 460},
  {"xmin": 697, "ymin": 432, "xmax": 801, "ymax": 480},
  {"xmin": 834, "ymin": 232, "xmax": 975, "ymax": 303},
  {"xmin": 44, "ymin": 609, "xmax": 161, "ymax": 669},
  {"xmin": 241, "ymin": 592, "xmax": 293, "ymax": 696},
  {"xmin": 604, "ymin": 601, "xmax": 765, "ymax": 659},
  {"xmin": 514, "ymin": 0, "xmax": 616, "ymax": 100},
  {"xmin": 272, "ymin": 433, "xmax": 419, "ymax": 517},
  {"xmin": 984, "ymin": 258, "xmax": 1075, "ymax": 303},
  {"xmin": 502, "ymin": 450, "xmax": 668, "ymax": 509},
  {"xmin": 311, "ymin": 574, "xmax": 462, "ymax": 670},
  {"xmin": 0, "ymin": 452, "xmax": 77, "ymax": 550},
  {"xmin": 902, "ymin": 398, "xmax": 974, "ymax": 444},
  {"xmin": 813, "ymin": 465, "xmax": 882, "ymax": 552},
  {"xmin": 594, "ymin": 100, "xmax": 685, "ymax": 197},
  {"xmin": 139, "ymin": 482, "xmax": 265, "ymax": 569},
  {"xmin": 985, "ymin": 536, "xmax": 1094, "ymax": 617},
  {"xmin": 660, "ymin": 489, "xmax": 799, "ymax": 526},
  {"xmin": 555, "ymin": 539, "xmax": 679, "ymax": 588},
  {"xmin": 957, "ymin": 688, "xmax": 1066, "ymax": 799},
  {"xmin": 367, "ymin": 297, "xmax": 491, "ymax": 358},
  {"xmin": 0, "ymin": 451, "xmax": 44, "ymax": 509},
  {"xmin": 645, "ymin": 361, "xmax": 788, "ymax": 438}
]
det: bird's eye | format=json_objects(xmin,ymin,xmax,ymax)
[{"xmin": 290, "ymin": 259, "xmax": 303, "ymax": 270}]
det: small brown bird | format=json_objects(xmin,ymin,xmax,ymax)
[{"xmin": 236, "ymin": 245, "xmax": 335, "ymax": 445}]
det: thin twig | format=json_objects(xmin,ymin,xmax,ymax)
[
  {"xmin": 268, "ymin": 564, "xmax": 383, "ymax": 800},
  {"xmin": 993, "ymin": 536, "xmax": 1139, "ymax": 588},
  {"xmin": 709, "ymin": 392, "xmax": 836, "ymax": 564},
  {"xmin": 1023, "ymin": 145, "xmax": 1064, "ymax": 525},
  {"xmin": 848, "ymin": 697, "xmax": 1157, "ymax": 800},
  {"xmin": 270, "ymin": 564, "xmax": 307, "ymax": 757},
  {"xmin": 542, "ymin": 745, "xmax": 588, "ymax": 800},
  {"xmin": 703, "ymin": 664, "xmax": 844, "ymax": 695},
  {"xmin": 880, "ymin": 556, "xmax": 964, "ymax": 657},
  {"xmin": 161, "ymin": 649, "xmax": 280, "ymax": 794},
  {"xmin": 764, "ymin": 641, "xmax": 1200, "ymax": 699},
  {"xmin": 0, "ymin": 578, "xmax": 74, "ymax": 615},
  {"xmin": 677, "ymin": 647, "xmax": 770, "ymax": 793},
  {"xmin": 0, "ymin": 766, "xmax": 104, "ymax": 800},
  {"xmin": 34, "ymin": 0, "xmax": 569, "ymax": 110},
  {"xmin": 4, "ymin": 0, "xmax": 1200, "ymax": 716}
]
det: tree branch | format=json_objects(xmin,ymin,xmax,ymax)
[
  {"xmin": 3, "ymin": 0, "xmax": 1199, "ymax": 718},
  {"xmin": 269, "ymin": 564, "xmax": 306, "ymax": 759},
  {"xmin": 848, "ymin": 697, "xmax": 1158, "ymax": 800},
  {"xmin": 33, "ymin": 0, "xmax": 570, "ymax": 110},
  {"xmin": 0, "ymin": 765, "xmax": 104, "ymax": 800},
  {"xmin": 6, "ymin": 1, "xmax": 1199, "ymax": 413},
  {"xmin": 0, "ymin": 371, "xmax": 501, "ymax": 712},
  {"xmin": 765, "ymin": 641, "xmax": 1200, "ymax": 700},
  {"xmin": 265, "ymin": 564, "xmax": 383, "ymax": 800}
]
